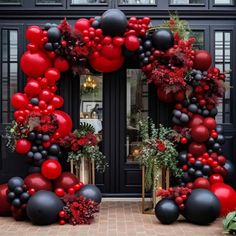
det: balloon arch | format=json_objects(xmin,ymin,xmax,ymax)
[{"xmin": 0, "ymin": 9, "xmax": 235, "ymax": 226}]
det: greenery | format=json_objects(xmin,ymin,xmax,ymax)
[
  {"xmin": 138, "ymin": 118, "xmax": 182, "ymax": 191},
  {"xmin": 223, "ymin": 211, "xmax": 236, "ymax": 235}
]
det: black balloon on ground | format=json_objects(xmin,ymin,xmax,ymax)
[
  {"xmin": 155, "ymin": 199, "xmax": 179, "ymax": 224},
  {"xmin": 152, "ymin": 29, "xmax": 174, "ymax": 51},
  {"xmin": 100, "ymin": 9, "xmax": 128, "ymax": 37},
  {"xmin": 184, "ymin": 189, "xmax": 220, "ymax": 225},
  {"xmin": 26, "ymin": 191, "xmax": 63, "ymax": 225},
  {"xmin": 76, "ymin": 184, "xmax": 102, "ymax": 203}
]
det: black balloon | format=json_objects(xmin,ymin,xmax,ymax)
[
  {"xmin": 194, "ymin": 160, "xmax": 203, "ymax": 170},
  {"xmin": 194, "ymin": 170, "xmax": 203, "ymax": 178},
  {"xmin": 76, "ymin": 184, "xmax": 102, "ymax": 203},
  {"xmin": 49, "ymin": 144, "xmax": 60, "ymax": 156},
  {"xmin": 44, "ymin": 42, "xmax": 53, "ymax": 51},
  {"xmin": 20, "ymin": 192, "xmax": 30, "ymax": 203},
  {"xmin": 216, "ymin": 134, "xmax": 225, "ymax": 144},
  {"xmin": 202, "ymin": 165, "xmax": 211, "ymax": 176},
  {"xmin": 47, "ymin": 156, "xmax": 58, "ymax": 161},
  {"xmin": 26, "ymin": 191, "xmax": 63, "ymax": 225},
  {"xmin": 12, "ymin": 198, "xmax": 21, "ymax": 208},
  {"xmin": 188, "ymin": 167, "xmax": 195, "ymax": 176},
  {"xmin": 224, "ymin": 160, "xmax": 236, "ymax": 184},
  {"xmin": 92, "ymin": 20, "xmax": 100, "ymax": 29},
  {"xmin": 152, "ymin": 29, "xmax": 174, "ymax": 51},
  {"xmin": 184, "ymin": 189, "xmax": 220, "ymax": 225},
  {"xmin": 182, "ymin": 172, "xmax": 192, "ymax": 183},
  {"xmin": 47, "ymin": 27, "xmax": 61, "ymax": 43},
  {"xmin": 155, "ymin": 199, "xmax": 179, "ymax": 224},
  {"xmin": 178, "ymin": 151, "xmax": 188, "ymax": 165},
  {"xmin": 216, "ymin": 124, "xmax": 224, "ymax": 134},
  {"xmin": 100, "ymin": 9, "xmax": 128, "ymax": 37},
  {"xmin": 28, "ymin": 132, "xmax": 36, "ymax": 141},
  {"xmin": 8, "ymin": 192, "xmax": 16, "ymax": 202},
  {"xmin": 8, "ymin": 177, "xmax": 24, "ymax": 191},
  {"xmin": 14, "ymin": 186, "xmax": 23, "ymax": 196},
  {"xmin": 30, "ymin": 98, "xmax": 39, "ymax": 106}
]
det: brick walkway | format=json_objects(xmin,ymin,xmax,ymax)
[{"xmin": 0, "ymin": 201, "xmax": 223, "ymax": 236}]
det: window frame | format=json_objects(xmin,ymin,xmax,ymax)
[{"xmin": 0, "ymin": 0, "xmax": 21, "ymax": 6}]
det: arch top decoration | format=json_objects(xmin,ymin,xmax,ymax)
[{"xmin": 0, "ymin": 9, "xmax": 234, "ymax": 227}]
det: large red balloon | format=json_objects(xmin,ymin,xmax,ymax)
[
  {"xmin": 193, "ymin": 177, "xmax": 210, "ymax": 190},
  {"xmin": 11, "ymin": 93, "xmax": 29, "ymax": 110},
  {"xmin": 203, "ymin": 117, "xmax": 216, "ymax": 131},
  {"xmin": 26, "ymin": 25, "xmax": 43, "ymax": 45},
  {"xmin": 15, "ymin": 139, "xmax": 31, "ymax": 154},
  {"xmin": 101, "ymin": 44, "xmax": 122, "ymax": 60},
  {"xmin": 189, "ymin": 142, "xmax": 207, "ymax": 157},
  {"xmin": 41, "ymin": 160, "xmax": 62, "ymax": 180},
  {"xmin": 0, "ymin": 184, "xmax": 11, "ymax": 216},
  {"xmin": 24, "ymin": 80, "xmax": 41, "ymax": 96},
  {"xmin": 124, "ymin": 35, "xmax": 140, "ymax": 51},
  {"xmin": 211, "ymin": 183, "xmax": 236, "ymax": 216},
  {"xmin": 54, "ymin": 172, "xmax": 79, "ymax": 191},
  {"xmin": 53, "ymin": 110, "xmax": 72, "ymax": 137},
  {"xmin": 89, "ymin": 55, "xmax": 124, "ymax": 73},
  {"xmin": 74, "ymin": 18, "xmax": 90, "ymax": 34},
  {"xmin": 20, "ymin": 51, "xmax": 52, "ymax": 78},
  {"xmin": 191, "ymin": 125, "xmax": 209, "ymax": 143},
  {"xmin": 193, "ymin": 50, "xmax": 212, "ymax": 71},
  {"xmin": 24, "ymin": 173, "xmax": 52, "ymax": 191},
  {"xmin": 49, "ymin": 95, "xmax": 64, "ymax": 108},
  {"xmin": 188, "ymin": 114, "xmax": 204, "ymax": 128},
  {"xmin": 54, "ymin": 57, "xmax": 69, "ymax": 72}
]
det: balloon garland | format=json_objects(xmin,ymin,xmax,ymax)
[{"xmin": 0, "ymin": 9, "xmax": 235, "ymax": 226}]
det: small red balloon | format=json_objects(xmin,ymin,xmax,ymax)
[
  {"xmin": 55, "ymin": 188, "xmax": 65, "ymax": 197},
  {"xmin": 24, "ymin": 173, "xmax": 52, "ymax": 191},
  {"xmin": 68, "ymin": 187, "xmax": 75, "ymax": 195},
  {"xmin": 113, "ymin": 36, "xmax": 124, "ymax": 46},
  {"xmin": 125, "ymin": 35, "xmax": 140, "ymax": 51},
  {"xmin": 11, "ymin": 93, "xmax": 29, "ymax": 110},
  {"xmin": 54, "ymin": 172, "xmax": 79, "ymax": 191},
  {"xmin": 0, "ymin": 184, "xmax": 11, "ymax": 216},
  {"xmin": 49, "ymin": 95, "xmax": 64, "ymax": 108},
  {"xmin": 26, "ymin": 25, "xmax": 43, "ymax": 45},
  {"xmin": 15, "ymin": 139, "xmax": 31, "ymax": 154},
  {"xmin": 28, "ymin": 188, "xmax": 36, "ymax": 196},
  {"xmin": 39, "ymin": 89, "xmax": 53, "ymax": 102},
  {"xmin": 209, "ymin": 174, "xmax": 224, "ymax": 185},
  {"xmin": 54, "ymin": 57, "xmax": 69, "ymax": 72},
  {"xmin": 24, "ymin": 80, "xmax": 41, "ymax": 96},
  {"xmin": 193, "ymin": 177, "xmax": 211, "ymax": 190},
  {"xmin": 41, "ymin": 160, "xmax": 62, "ymax": 180},
  {"xmin": 53, "ymin": 110, "xmax": 72, "ymax": 137},
  {"xmin": 193, "ymin": 50, "xmax": 212, "ymax": 71},
  {"xmin": 191, "ymin": 125, "xmax": 209, "ymax": 143},
  {"xmin": 189, "ymin": 142, "xmax": 207, "ymax": 157},
  {"xmin": 203, "ymin": 117, "xmax": 216, "ymax": 130}
]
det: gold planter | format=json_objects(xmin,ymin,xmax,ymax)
[
  {"xmin": 141, "ymin": 165, "xmax": 170, "ymax": 214},
  {"xmin": 70, "ymin": 157, "xmax": 95, "ymax": 185}
]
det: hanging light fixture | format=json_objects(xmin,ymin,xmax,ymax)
[{"xmin": 83, "ymin": 75, "xmax": 97, "ymax": 90}]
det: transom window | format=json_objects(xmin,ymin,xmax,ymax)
[
  {"xmin": 0, "ymin": 0, "xmax": 20, "ymax": 4},
  {"xmin": 214, "ymin": 0, "xmax": 233, "ymax": 4},
  {"xmin": 36, "ymin": 0, "xmax": 62, "ymax": 4},
  {"xmin": 119, "ymin": 0, "xmax": 155, "ymax": 4},
  {"xmin": 71, "ymin": 0, "xmax": 107, "ymax": 4},
  {"xmin": 170, "ymin": 0, "xmax": 204, "ymax": 4}
]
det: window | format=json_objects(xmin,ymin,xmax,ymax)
[
  {"xmin": 170, "ymin": 0, "xmax": 204, "ymax": 4},
  {"xmin": 215, "ymin": 31, "xmax": 232, "ymax": 123},
  {"xmin": 36, "ymin": 0, "xmax": 61, "ymax": 3},
  {"xmin": 71, "ymin": 0, "xmax": 107, "ymax": 4},
  {"xmin": 214, "ymin": 0, "xmax": 233, "ymax": 4},
  {"xmin": 1, "ymin": 29, "xmax": 18, "ymax": 124},
  {"xmin": 0, "ymin": 0, "xmax": 20, "ymax": 4},
  {"xmin": 119, "ymin": 0, "xmax": 155, "ymax": 4},
  {"xmin": 190, "ymin": 30, "xmax": 205, "ymax": 50}
]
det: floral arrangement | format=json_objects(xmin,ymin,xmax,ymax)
[
  {"xmin": 138, "ymin": 118, "xmax": 182, "ymax": 191},
  {"xmin": 59, "ymin": 123, "xmax": 107, "ymax": 172}
]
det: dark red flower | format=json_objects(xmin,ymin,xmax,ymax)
[{"xmin": 156, "ymin": 141, "xmax": 166, "ymax": 152}]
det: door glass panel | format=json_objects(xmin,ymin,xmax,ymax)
[
  {"xmin": 119, "ymin": 0, "xmax": 155, "ymax": 4},
  {"xmin": 214, "ymin": 31, "xmax": 232, "ymax": 124},
  {"xmin": 80, "ymin": 74, "xmax": 103, "ymax": 134},
  {"xmin": 170, "ymin": 0, "xmax": 204, "ymax": 4},
  {"xmin": 214, "ymin": 0, "xmax": 233, "ymax": 4},
  {"xmin": 126, "ymin": 69, "xmax": 148, "ymax": 163},
  {"xmin": 71, "ymin": 0, "xmax": 107, "ymax": 4}
]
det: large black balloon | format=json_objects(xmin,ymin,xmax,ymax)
[
  {"xmin": 100, "ymin": 9, "xmax": 128, "ymax": 37},
  {"xmin": 26, "ymin": 191, "xmax": 63, "ymax": 225},
  {"xmin": 184, "ymin": 189, "xmax": 220, "ymax": 225},
  {"xmin": 224, "ymin": 160, "xmax": 236, "ymax": 184},
  {"xmin": 8, "ymin": 177, "xmax": 24, "ymax": 191},
  {"xmin": 76, "ymin": 184, "xmax": 102, "ymax": 203},
  {"xmin": 47, "ymin": 27, "xmax": 61, "ymax": 43},
  {"xmin": 155, "ymin": 199, "xmax": 179, "ymax": 224},
  {"xmin": 152, "ymin": 29, "xmax": 174, "ymax": 51}
]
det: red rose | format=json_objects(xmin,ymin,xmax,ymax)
[
  {"xmin": 157, "ymin": 141, "xmax": 166, "ymax": 152},
  {"xmin": 78, "ymin": 138, "xmax": 87, "ymax": 146}
]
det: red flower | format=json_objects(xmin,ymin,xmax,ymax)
[
  {"xmin": 78, "ymin": 138, "xmax": 87, "ymax": 146},
  {"xmin": 156, "ymin": 141, "xmax": 166, "ymax": 152}
]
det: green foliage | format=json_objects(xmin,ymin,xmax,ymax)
[
  {"xmin": 78, "ymin": 122, "xmax": 95, "ymax": 136},
  {"xmin": 138, "ymin": 118, "xmax": 182, "ymax": 191},
  {"xmin": 223, "ymin": 211, "xmax": 236, "ymax": 234}
]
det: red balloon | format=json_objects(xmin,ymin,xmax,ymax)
[
  {"xmin": 157, "ymin": 88, "xmax": 174, "ymax": 103},
  {"xmin": 45, "ymin": 68, "xmax": 60, "ymax": 85},
  {"xmin": 54, "ymin": 172, "xmax": 79, "ymax": 191},
  {"xmin": 89, "ymin": 55, "xmax": 124, "ymax": 73},
  {"xmin": 24, "ymin": 173, "xmax": 52, "ymax": 191},
  {"xmin": 74, "ymin": 18, "xmax": 90, "ymax": 34},
  {"xmin": 211, "ymin": 183, "xmax": 236, "ymax": 216},
  {"xmin": 101, "ymin": 44, "xmax": 122, "ymax": 60},
  {"xmin": 54, "ymin": 57, "xmax": 69, "ymax": 72},
  {"xmin": 113, "ymin": 36, "xmax": 124, "ymax": 47},
  {"xmin": 209, "ymin": 174, "xmax": 224, "ymax": 185},
  {"xmin": 41, "ymin": 160, "xmax": 62, "ymax": 180},
  {"xmin": 20, "ymin": 51, "xmax": 52, "ymax": 78},
  {"xmin": 193, "ymin": 177, "xmax": 211, "ymax": 190},
  {"xmin": 191, "ymin": 125, "xmax": 209, "ymax": 143},
  {"xmin": 15, "ymin": 139, "xmax": 31, "ymax": 154},
  {"xmin": 49, "ymin": 95, "xmax": 64, "ymax": 108},
  {"xmin": 125, "ymin": 35, "xmax": 140, "ymax": 51},
  {"xmin": 55, "ymin": 188, "xmax": 65, "ymax": 197},
  {"xmin": 39, "ymin": 89, "xmax": 53, "ymax": 102},
  {"xmin": 174, "ymin": 90, "xmax": 185, "ymax": 101},
  {"xmin": 193, "ymin": 50, "xmax": 212, "ymax": 71},
  {"xmin": 11, "ymin": 206, "xmax": 27, "ymax": 221},
  {"xmin": 26, "ymin": 26, "xmax": 43, "ymax": 45},
  {"xmin": 24, "ymin": 80, "xmax": 41, "ymax": 96},
  {"xmin": 0, "ymin": 184, "xmax": 11, "ymax": 216},
  {"xmin": 203, "ymin": 117, "xmax": 216, "ymax": 131},
  {"xmin": 53, "ymin": 110, "xmax": 72, "ymax": 137},
  {"xmin": 11, "ymin": 93, "xmax": 29, "ymax": 110},
  {"xmin": 188, "ymin": 114, "xmax": 204, "ymax": 128},
  {"xmin": 189, "ymin": 142, "xmax": 207, "ymax": 157}
]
